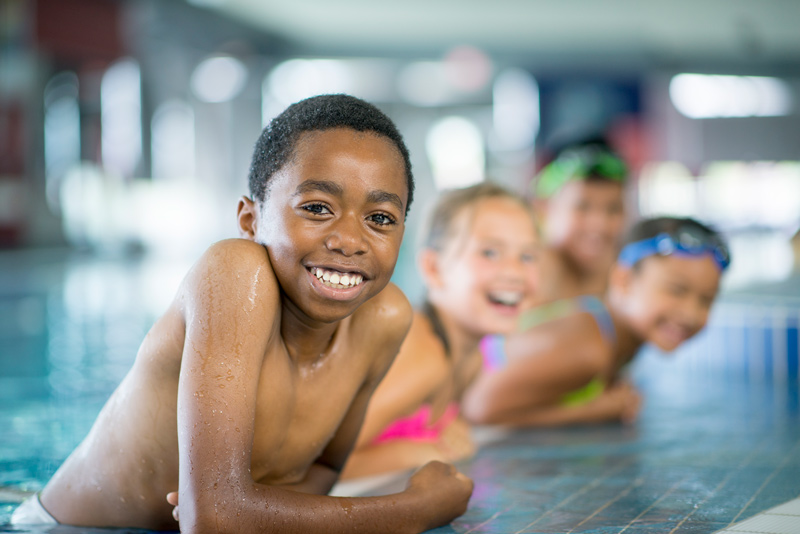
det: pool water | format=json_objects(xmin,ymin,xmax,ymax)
[{"xmin": 2, "ymin": 249, "xmax": 799, "ymax": 533}]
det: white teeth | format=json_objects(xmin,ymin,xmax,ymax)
[
  {"xmin": 490, "ymin": 291, "xmax": 522, "ymax": 306},
  {"xmin": 312, "ymin": 268, "xmax": 363, "ymax": 289}
]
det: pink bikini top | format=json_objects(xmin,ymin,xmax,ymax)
[{"xmin": 371, "ymin": 402, "xmax": 460, "ymax": 445}]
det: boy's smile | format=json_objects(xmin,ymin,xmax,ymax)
[
  {"xmin": 246, "ymin": 127, "xmax": 407, "ymax": 325},
  {"xmin": 620, "ymin": 254, "xmax": 720, "ymax": 352}
]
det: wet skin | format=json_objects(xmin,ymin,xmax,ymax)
[{"xmin": 39, "ymin": 128, "xmax": 473, "ymax": 532}]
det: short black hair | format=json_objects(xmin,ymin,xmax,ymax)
[{"xmin": 247, "ymin": 94, "xmax": 414, "ymax": 215}]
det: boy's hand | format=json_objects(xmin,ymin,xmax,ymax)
[
  {"xmin": 405, "ymin": 461, "xmax": 473, "ymax": 530},
  {"xmin": 166, "ymin": 491, "xmax": 179, "ymax": 522}
]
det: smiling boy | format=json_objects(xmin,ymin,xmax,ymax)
[{"xmin": 15, "ymin": 95, "xmax": 473, "ymax": 533}]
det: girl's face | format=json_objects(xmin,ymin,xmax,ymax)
[
  {"xmin": 427, "ymin": 197, "xmax": 540, "ymax": 337},
  {"xmin": 617, "ymin": 254, "xmax": 721, "ymax": 352},
  {"xmin": 544, "ymin": 180, "xmax": 625, "ymax": 269},
  {"xmin": 244, "ymin": 128, "xmax": 408, "ymax": 325}
]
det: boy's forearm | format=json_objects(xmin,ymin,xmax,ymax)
[
  {"xmin": 487, "ymin": 399, "xmax": 619, "ymax": 428},
  {"xmin": 182, "ymin": 482, "xmax": 441, "ymax": 534}
]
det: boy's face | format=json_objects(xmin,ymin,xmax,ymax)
[
  {"xmin": 426, "ymin": 197, "xmax": 539, "ymax": 337},
  {"xmin": 617, "ymin": 254, "xmax": 721, "ymax": 352},
  {"xmin": 544, "ymin": 180, "xmax": 625, "ymax": 269},
  {"xmin": 243, "ymin": 128, "xmax": 407, "ymax": 324}
]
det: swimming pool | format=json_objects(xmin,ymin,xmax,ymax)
[{"xmin": 2, "ymin": 249, "xmax": 799, "ymax": 533}]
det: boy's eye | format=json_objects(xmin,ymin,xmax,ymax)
[
  {"xmin": 302, "ymin": 203, "xmax": 331, "ymax": 215},
  {"xmin": 368, "ymin": 212, "xmax": 396, "ymax": 226},
  {"xmin": 521, "ymin": 252, "xmax": 537, "ymax": 264},
  {"xmin": 481, "ymin": 249, "xmax": 499, "ymax": 259}
]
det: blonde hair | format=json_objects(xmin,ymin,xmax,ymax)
[{"xmin": 422, "ymin": 182, "xmax": 536, "ymax": 252}]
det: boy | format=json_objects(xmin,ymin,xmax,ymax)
[
  {"xmin": 464, "ymin": 216, "xmax": 729, "ymax": 427},
  {"xmin": 532, "ymin": 140, "xmax": 628, "ymax": 304},
  {"xmin": 13, "ymin": 94, "xmax": 473, "ymax": 532}
]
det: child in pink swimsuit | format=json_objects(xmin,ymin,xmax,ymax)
[{"xmin": 341, "ymin": 183, "xmax": 541, "ymax": 478}]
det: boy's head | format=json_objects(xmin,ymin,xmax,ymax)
[
  {"xmin": 238, "ymin": 95, "xmax": 412, "ymax": 324},
  {"xmin": 533, "ymin": 142, "xmax": 627, "ymax": 269},
  {"xmin": 609, "ymin": 216, "xmax": 729, "ymax": 352},
  {"xmin": 420, "ymin": 182, "xmax": 540, "ymax": 336},
  {"xmin": 248, "ymin": 94, "xmax": 414, "ymax": 216}
]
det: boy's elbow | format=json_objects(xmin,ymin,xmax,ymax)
[{"xmin": 179, "ymin": 494, "xmax": 242, "ymax": 534}]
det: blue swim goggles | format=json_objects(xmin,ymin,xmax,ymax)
[{"xmin": 618, "ymin": 227, "xmax": 731, "ymax": 272}]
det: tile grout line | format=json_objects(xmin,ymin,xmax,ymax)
[
  {"xmin": 617, "ymin": 472, "xmax": 694, "ymax": 533},
  {"xmin": 462, "ymin": 503, "xmax": 519, "ymax": 534},
  {"xmin": 513, "ymin": 458, "xmax": 635, "ymax": 534},
  {"xmin": 667, "ymin": 435, "xmax": 775, "ymax": 534},
  {"xmin": 726, "ymin": 438, "xmax": 800, "ymax": 527},
  {"xmin": 566, "ymin": 477, "xmax": 646, "ymax": 533},
  {"xmin": 461, "ymin": 471, "xmax": 573, "ymax": 533}
]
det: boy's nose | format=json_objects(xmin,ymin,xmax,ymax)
[{"xmin": 324, "ymin": 215, "xmax": 368, "ymax": 256}]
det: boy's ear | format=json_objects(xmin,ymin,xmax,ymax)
[
  {"xmin": 418, "ymin": 248, "xmax": 444, "ymax": 289},
  {"xmin": 237, "ymin": 196, "xmax": 258, "ymax": 240}
]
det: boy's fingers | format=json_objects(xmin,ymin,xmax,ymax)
[{"xmin": 166, "ymin": 491, "xmax": 179, "ymax": 505}]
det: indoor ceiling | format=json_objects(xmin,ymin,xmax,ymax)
[{"xmin": 187, "ymin": 0, "xmax": 800, "ymax": 72}]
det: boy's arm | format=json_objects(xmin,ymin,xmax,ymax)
[
  {"xmin": 461, "ymin": 317, "xmax": 606, "ymax": 426},
  {"xmin": 177, "ymin": 244, "xmax": 471, "ymax": 534},
  {"xmin": 470, "ymin": 382, "xmax": 641, "ymax": 427}
]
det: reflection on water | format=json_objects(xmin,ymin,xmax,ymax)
[{"xmin": 0, "ymin": 249, "xmax": 190, "ymax": 525}]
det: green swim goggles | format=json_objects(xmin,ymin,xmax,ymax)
[{"xmin": 534, "ymin": 145, "xmax": 628, "ymax": 199}]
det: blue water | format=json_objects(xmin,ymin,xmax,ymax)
[{"xmin": 2, "ymin": 249, "xmax": 800, "ymax": 533}]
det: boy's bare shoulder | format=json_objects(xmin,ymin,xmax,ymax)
[
  {"xmin": 182, "ymin": 239, "xmax": 279, "ymax": 304},
  {"xmin": 354, "ymin": 282, "xmax": 412, "ymax": 336}
]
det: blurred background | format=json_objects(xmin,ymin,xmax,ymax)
[
  {"xmin": 1, "ymin": 0, "xmax": 800, "ymax": 400},
  {"xmin": 2, "ymin": 1, "xmax": 800, "ymax": 521}
]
